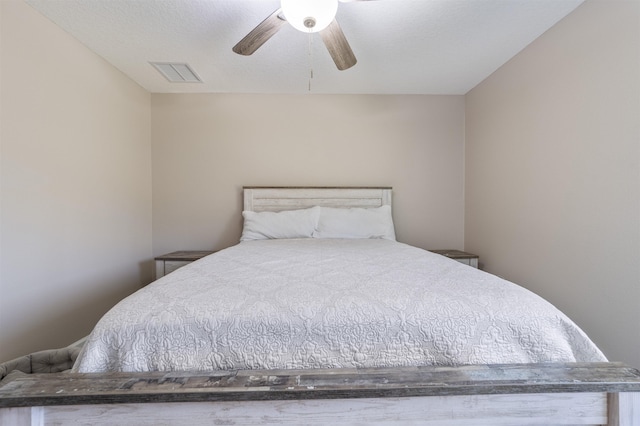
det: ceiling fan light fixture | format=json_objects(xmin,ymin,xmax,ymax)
[{"xmin": 281, "ymin": 0, "xmax": 338, "ymax": 33}]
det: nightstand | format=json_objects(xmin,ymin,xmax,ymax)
[
  {"xmin": 430, "ymin": 249, "xmax": 479, "ymax": 268},
  {"xmin": 154, "ymin": 250, "xmax": 215, "ymax": 279}
]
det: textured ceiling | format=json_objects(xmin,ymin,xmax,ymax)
[{"xmin": 25, "ymin": 0, "xmax": 584, "ymax": 94}]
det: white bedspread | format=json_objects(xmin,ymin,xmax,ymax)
[{"xmin": 73, "ymin": 239, "xmax": 606, "ymax": 373}]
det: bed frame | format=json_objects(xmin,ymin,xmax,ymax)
[{"xmin": 1, "ymin": 187, "xmax": 639, "ymax": 425}]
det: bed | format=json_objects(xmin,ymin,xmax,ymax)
[{"xmin": 1, "ymin": 187, "xmax": 639, "ymax": 425}]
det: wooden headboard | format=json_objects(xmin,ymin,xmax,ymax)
[{"xmin": 243, "ymin": 187, "xmax": 392, "ymax": 212}]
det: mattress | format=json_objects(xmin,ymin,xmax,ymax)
[{"xmin": 73, "ymin": 239, "xmax": 606, "ymax": 373}]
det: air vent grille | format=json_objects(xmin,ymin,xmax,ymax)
[{"xmin": 150, "ymin": 62, "xmax": 202, "ymax": 83}]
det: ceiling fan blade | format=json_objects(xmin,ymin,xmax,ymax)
[
  {"xmin": 320, "ymin": 19, "xmax": 357, "ymax": 71},
  {"xmin": 232, "ymin": 9, "xmax": 286, "ymax": 56}
]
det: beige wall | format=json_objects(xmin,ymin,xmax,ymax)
[
  {"xmin": 151, "ymin": 94, "xmax": 465, "ymax": 255},
  {"xmin": 465, "ymin": 0, "xmax": 640, "ymax": 367},
  {"xmin": 0, "ymin": 1, "xmax": 152, "ymax": 361}
]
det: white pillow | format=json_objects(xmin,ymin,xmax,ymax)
[
  {"xmin": 314, "ymin": 205, "xmax": 396, "ymax": 240},
  {"xmin": 240, "ymin": 206, "xmax": 320, "ymax": 241}
]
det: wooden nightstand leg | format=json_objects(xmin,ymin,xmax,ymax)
[{"xmin": 155, "ymin": 260, "xmax": 164, "ymax": 280}]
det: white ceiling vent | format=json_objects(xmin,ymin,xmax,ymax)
[{"xmin": 150, "ymin": 62, "xmax": 202, "ymax": 83}]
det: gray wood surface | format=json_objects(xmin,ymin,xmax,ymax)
[
  {"xmin": 430, "ymin": 249, "xmax": 479, "ymax": 259},
  {"xmin": 154, "ymin": 251, "xmax": 215, "ymax": 261},
  {"xmin": 1, "ymin": 362, "xmax": 639, "ymax": 408}
]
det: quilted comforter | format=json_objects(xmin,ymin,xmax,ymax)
[{"xmin": 73, "ymin": 239, "xmax": 606, "ymax": 373}]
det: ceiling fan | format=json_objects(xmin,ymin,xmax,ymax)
[{"xmin": 233, "ymin": 0, "xmax": 374, "ymax": 71}]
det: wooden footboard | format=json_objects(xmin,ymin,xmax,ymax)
[{"xmin": 1, "ymin": 362, "xmax": 639, "ymax": 425}]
